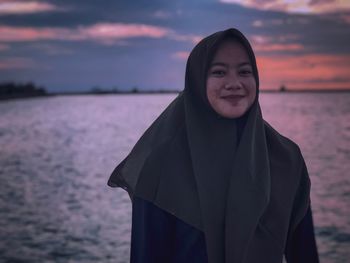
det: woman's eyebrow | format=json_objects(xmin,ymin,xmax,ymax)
[
  {"xmin": 210, "ymin": 62, "xmax": 227, "ymax": 67},
  {"xmin": 238, "ymin": 62, "xmax": 252, "ymax": 67},
  {"xmin": 210, "ymin": 61, "xmax": 252, "ymax": 67}
]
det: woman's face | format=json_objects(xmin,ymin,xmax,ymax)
[{"xmin": 206, "ymin": 40, "xmax": 257, "ymax": 118}]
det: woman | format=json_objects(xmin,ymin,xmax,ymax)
[{"xmin": 108, "ymin": 28, "xmax": 319, "ymax": 263}]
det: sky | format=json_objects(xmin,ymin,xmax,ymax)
[{"xmin": 0, "ymin": 0, "xmax": 350, "ymax": 92}]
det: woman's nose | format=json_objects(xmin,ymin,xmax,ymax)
[{"xmin": 224, "ymin": 73, "xmax": 242, "ymax": 90}]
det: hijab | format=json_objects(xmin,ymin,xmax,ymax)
[{"xmin": 108, "ymin": 28, "xmax": 310, "ymax": 263}]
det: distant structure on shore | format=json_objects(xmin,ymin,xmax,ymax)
[
  {"xmin": 279, "ymin": 85, "xmax": 287, "ymax": 92},
  {"xmin": 0, "ymin": 82, "xmax": 47, "ymax": 100}
]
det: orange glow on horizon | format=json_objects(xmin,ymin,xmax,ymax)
[{"xmin": 257, "ymin": 54, "xmax": 350, "ymax": 90}]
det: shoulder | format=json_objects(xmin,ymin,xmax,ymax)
[
  {"xmin": 264, "ymin": 120, "xmax": 303, "ymax": 165},
  {"xmin": 263, "ymin": 120, "xmax": 309, "ymax": 196}
]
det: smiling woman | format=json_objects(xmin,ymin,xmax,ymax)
[{"xmin": 108, "ymin": 28, "xmax": 319, "ymax": 263}]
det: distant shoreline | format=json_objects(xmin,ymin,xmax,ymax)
[
  {"xmin": 1, "ymin": 89, "xmax": 350, "ymax": 101},
  {"xmin": 260, "ymin": 89, "xmax": 350, "ymax": 93},
  {"xmin": 53, "ymin": 88, "xmax": 350, "ymax": 95},
  {"xmin": 51, "ymin": 89, "xmax": 350, "ymax": 96}
]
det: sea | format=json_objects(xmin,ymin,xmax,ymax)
[{"xmin": 0, "ymin": 93, "xmax": 349, "ymax": 263}]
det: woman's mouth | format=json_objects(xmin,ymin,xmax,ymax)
[{"xmin": 221, "ymin": 94, "xmax": 245, "ymax": 103}]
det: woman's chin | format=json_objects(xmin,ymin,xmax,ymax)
[{"xmin": 215, "ymin": 105, "xmax": 248, "ymax": 119}]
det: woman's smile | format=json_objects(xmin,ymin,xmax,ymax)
[{"xmin": 221, "ymin": 94, "xmax": 245, "ymax": 103}]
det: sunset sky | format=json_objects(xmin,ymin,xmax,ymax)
[{"xmin": 0, "ymin": 0, "xmax": 349, "ymax": 92}]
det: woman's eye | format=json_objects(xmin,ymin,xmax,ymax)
[
  {"xmin": 239, "ymin": 69, "xmax": 252, "ymax": 75},
  {"xmin": 211, "ymin": 70, "xmax": 225, "ymax": 76}
]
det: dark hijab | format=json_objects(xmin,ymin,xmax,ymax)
[{"xmin": 108, "ymin": 28, "xmax": 310, "ymax": 263}]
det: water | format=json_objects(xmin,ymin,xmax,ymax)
[{"xmin": 0, "ymin": 93, "xmax": 349, "ymax": 263}]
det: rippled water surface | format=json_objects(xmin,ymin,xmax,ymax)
[{"xmin": 0, "ymin": 93, "xmax": 349, "ymax": 263}]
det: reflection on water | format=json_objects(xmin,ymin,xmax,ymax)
[{"xmin": 0, "ymin": 93, "xmax": 349, "ymax": 263}]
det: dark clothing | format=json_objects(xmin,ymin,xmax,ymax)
[
  {"xmin": 130, "ymin": 196, "xmax": 207, "ymax": 263},
  {"xmin": 131, "ymin": 197, "xmax": 318, "ymax": 263},
  {"xmin": 285, "ymin": 206, "xmax": 319, "ymax": 262}
]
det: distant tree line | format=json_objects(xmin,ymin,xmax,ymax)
[
  {"xmin": 0, "ymin": 82, "xmax": 47, "ymax": 99},
  {"xmin": 89, "ymin": 85, "xmax": 179, "ymax": 94}
]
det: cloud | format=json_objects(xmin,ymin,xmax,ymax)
[
  {"xmin": 254, "ymin": 43, "xmax": 304, "ymax": 52},
  {"xmin": 249, "ymin": 13, "xmax": 350, "ymax": 56},
  {"xmin": 168, "ymin": 33, "xmax": 202, "ymax": 44},
  {"xmin": 252, "ymin": 18, "xmax": 303, "ymax": 28},
  {"xmin": 75, "ymin": 23, "xmax": 170, "ymax": 44},
  {"xmin": 0, "ymin": 1, "xmax": 59, "ymax": 15},
  {"xmin": 0, "ymin": 23, "xmax": 169, "ymax": 43},
  {"xmin": 0, "ymin": 26, "xmax": 67, "ymax": 42},
  {"xmin": 0, "ymin": 23, "xmax": 202, "ymax": 45},
  {"xmin": 250, "ymin": 34, "xmax": 304, "ymax": 53},
  {"xmin": 172, "ymin": 51, "xmax": 190, "ymax": 60},
  {"xmin": 153, "ymin": 10, "xmax": 172, "ymax": 19},
  {"xmin": 220, "ymin": 0, "xmax": 350, "ymax": 14}
]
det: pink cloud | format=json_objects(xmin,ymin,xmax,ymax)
[
  {"xmin": 250, "ymin": 34, "xmax": 303, "ymax": 52},
  {"xmin": 0, "ymin": 1, "xmax": 58, "ymax": 15},
  {"xmin": 220, "ymin": 0, "xmax": 350, "ymax": 14},
  {"xmin": 76, "ymin": 23, "xmax": 170, "ymax": 44},
  {"xmin": 0, "ymin": 24, "xmax": 200, "ymax": 45},
  {"xmin": 172, "ymin": 51, "xmax": 190, "ymax": 60},
  {"xmin": 252, "ymin": 19, "xmax": 295, "ymax": 28},
  {"xmin": 169, "ymin": 33, "xmax": 202, "ymax": 44},
  {"xmin": 0, "ymin": 26, "xmax": 70, "ymax": 42},
  {"xmin": 0, "ymin": 24, "xmax": 169, "ymax": 43},
  {"xmin": 0, "ymin": 26, "xmax": 69, "ymax": 42},
  {"xmin": 250, "ymin": 35, "xmax": 273, "ymax": 45},
  {"xmin": 254, "ymin": 43, "xmax": 304, "ymax": 52}
]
